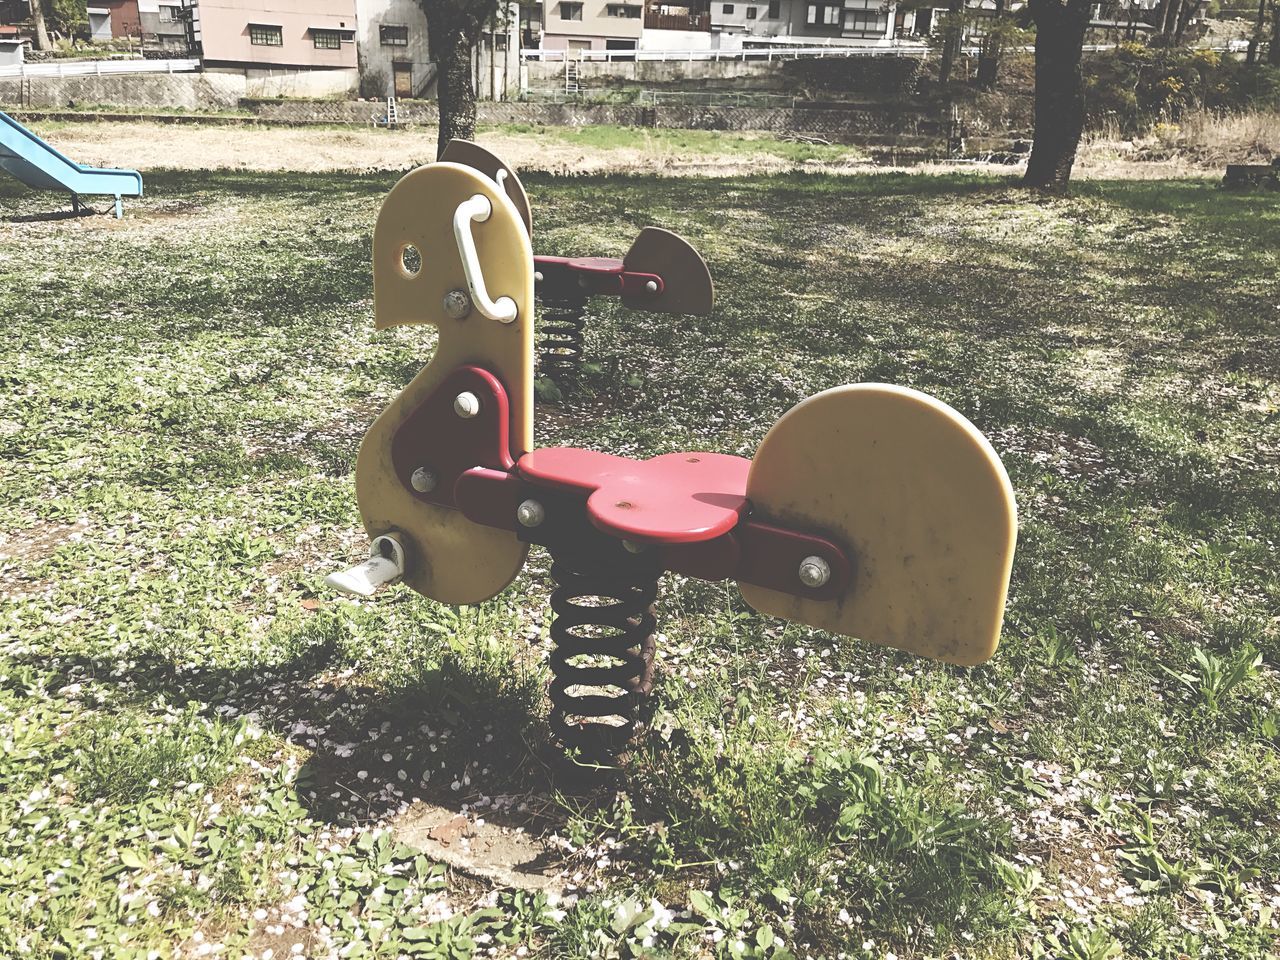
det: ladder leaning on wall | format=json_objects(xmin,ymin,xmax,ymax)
[
  {"xmin": 564, "ymin": 58, "xmax": 581, "ymax": 98},
  {"xmin": 372, "ymin": 96, "xmax": 399, "ymax": 129}
]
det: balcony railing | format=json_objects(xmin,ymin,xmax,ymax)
[{"xmin": 644, "ymin": 12, "xmax": 712, "ymax": 30}]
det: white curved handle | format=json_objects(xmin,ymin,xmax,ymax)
[{"xmin": 453, "ymin": 194, "xmax": 518, "ymax": 323}]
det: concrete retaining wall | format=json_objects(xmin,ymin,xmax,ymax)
[
  {"xmin": 0, "ymin": 73, "xmax": 245, "ymax": 110},
  {"xmin": 0, "ymin": 69, "xmax": 360, "ymax": 110},
  {"xmin": 241, "ymin": 97, "xmax": 941, "ymax": 140},
  {"xmin": 0, "ymin": 73, "xmax": 967, "ymax": 145}
]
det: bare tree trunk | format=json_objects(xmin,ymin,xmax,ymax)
[
  {"xmin": 422, "ymin": 0, "xmax": 507, "ymax": 158},
  {"xmin": 1159, "ymin": 0, "xmax": 1182, "ymax": 40},
  {"xmin": 428, "ymin": 16, "xmax": 478, "ymax": 158},
  {"xmin": 30, "ymin": 0, "xmax": 51, "ymax": 51},
  {"xmin": 1270, "ymin": 0, "xmax": 1280, "ymax": 65},
  {"xmin": 1248, "ymin": 0, "xmax": 1266, "ymax": 63},
  {"xmin": 938, "ymin": 0, "xmax": 964, "ymax": 87},
  {"xmin": 1024, "ymin": 0, "xmax": 1091, "ymax": 190},
  {"xmin": 976, "ymin": 0, "xmax": 1007, "ymax": 88},
  {"xmin": 437, "ymin": 32, "xmax": 477, "ymax": 156},
  {"xmin": 1173, "ymin": 0, "xmax": 1196, "ymax": 42}
]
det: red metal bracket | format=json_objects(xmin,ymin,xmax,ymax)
[
  {"xmin": 408, "ymin": 365, "xmax": 853, "ymax": 601},
  {"xmin": 452, "ymin": 440, "xmax": 852, "ymax": 601},
  {"xmin": 390, "ymin": 366, "xmax": 516, "ymax": 509},
  {"xmin": 534, "ymin": 256, "xmax": 665, "ymax": 303}
]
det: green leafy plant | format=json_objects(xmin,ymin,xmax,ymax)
[
  {"xmin": 1036, "ymin": 925, "xmax": 1124, "ymax": 960},
  {"xmin": 1161, "ymin": 644, "xmax": 1262, "ymax": 712}
]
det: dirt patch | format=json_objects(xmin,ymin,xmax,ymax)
[
  {"xmin": 0, "ymin": 519, "xmax": 89, "ymax": 563},
  {"xmin": 20, "ymin": 120, "xmax": 1225, "ymax": 180},
  {"xmin": 392, "ymin": 800, "xmax": 567, "ymax": 893}
]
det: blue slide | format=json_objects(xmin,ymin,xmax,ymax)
[{"xmin": 1, "ymin": 109, "xmax": 143, "ymax": 218}]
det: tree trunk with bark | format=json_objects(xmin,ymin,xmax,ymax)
[
  {"xmin": 1248, "ymin": 0, "xmax": 1263, "ymax": 62},
  {"xmin": 30, "ymin": 0, "xmax": 51, "ymax": 51},
  {"xmin": 1158, "ymin": 0, "xmax": 1184, "ymax": 41},
  {"xmin": 1270, "ymin": 0, "xmax": 1280, "ymax": 65},
  {"xmin": 976, "ymin": 0, "xmax": 1008, "ymax": 88},
  {"xmin": 1173, "ymin": 0, "xmax": 1197, "ymax": 43},
  {"xmin": 432, "ymin": 19, "xmax": 478, "ymax": 156},
  {"xmin": 1023, "ymin": 0, "xmax": 1092, "ymax": 190},
  {"xmin": 938, "ymin": 0, "xmax": 964, "ymax": 87},
  {"xmin": 421, "ymin": 0, "xmax": 507, "ymax": 159}
]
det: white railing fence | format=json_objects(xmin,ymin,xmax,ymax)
[
  {"xmin": 522, "ymin": 44, "xmax": 930, "ymax": 63},
  {"xmin": 0, "ymin": 58, "xmax": 200, "ymax": 79}
]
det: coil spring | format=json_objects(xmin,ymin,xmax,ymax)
[
  {"xmin": 539, "ymin": 297, "xmax": 587, "ymax": 382},
  {"xmin": 547, "ymin": 550, "xmax": 660, "ymax": 764}
]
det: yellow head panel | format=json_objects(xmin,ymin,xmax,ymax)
[
  {"xmin": 355, "ymin": 162, "xmax": 534, "ymax": 605},
  {"xmin": 739, "ymin": 384, "xmax": 1017, "ymax": 666}
]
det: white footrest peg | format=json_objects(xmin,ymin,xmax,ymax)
[{"xmin": 325, "ymin": 535, "xmax": 406, "ymax": 598}]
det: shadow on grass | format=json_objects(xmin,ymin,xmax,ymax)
[
  {"xmin": 1077, "ymin": 178, "xmax": 1280, "ymax": 247},
  {"xmin": 9, "ymin": 620, "xmax": 566, "ymax": 828}
]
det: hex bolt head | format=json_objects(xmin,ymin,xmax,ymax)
[
  {"xmin": 516, "ymin": 499, "xmax": 545, "ymax": 528},
  {"xmin": 410, "ymin": 467, "xmax": 437, "ymax": 493},
  {"xmin": 443, "ymin": 289, "xmax": 472, "ymax": 320},
  {"xmin": 453, "ymin": 391, "xmax": 481, "ymax": 418},
  {"xmin": 645, "ymin": 280, "xmax": 659, "ymax": 293},
  {"xmin": 798, "ymin": 555, "xmax": 831, "ymax": 589}
]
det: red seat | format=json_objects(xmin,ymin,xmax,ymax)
[{"xmin": 516, "ymin": 448, "xmax": 751, "ymax": 544}]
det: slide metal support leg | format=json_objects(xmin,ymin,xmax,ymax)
[
  {"xmin": 72, "ymin": 194, "xmax": 80, "ymax": 216},
  {"xmin": 114, "ymin": 196, "xmax": 122, "ymax": 219}
]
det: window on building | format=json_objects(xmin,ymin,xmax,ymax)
[
  {"xmin": 606, "ymin": 3, "xmax": 641, "ymax": 16},
  {"xmin": 159, "ymin": 5, "xmax": 180, "ymax": 22},
  {"xmin": 767, "ymin": 0, "xmax": 780, "ymax": 16},
  {"xmin": 380, "ymin": 24, "xmax": 409, "ymax": 45},
  {"xmin": 723, "ymin": 3, "xmax": 734, "ymax": 12},
  {"xmin": 806, "ymin": 3, "xmax": 839, "ymax": 25},
  {"xmin": 249, "ymin": 23, "xmax": 282, "ymax": 45},
  {"xmin": 843, "ymin": 9, "xmax": 884, "ymax": 33},
  {"xmin": 313, "ymin": 28, "xmax": 341, "ymax": 49},
  {"xmin": 560, "ymin": 1, "xmax": 583, "ymax": 19},
  {"xmin": 746, "ymin": 5, "xmax": 757, "ymax": 16}
]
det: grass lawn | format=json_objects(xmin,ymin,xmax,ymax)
[{"xmin": 1, "ymin": 169, "xmax": 1278, "ymax": 960}]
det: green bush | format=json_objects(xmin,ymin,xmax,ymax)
[{"xmin": 1086, "ymin": 43, "xmax": 1280, "ymax": 133}]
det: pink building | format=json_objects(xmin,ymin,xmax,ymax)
[{"xmin": 192, "ymin": 0, "xmax": 357, "ymax": 70}]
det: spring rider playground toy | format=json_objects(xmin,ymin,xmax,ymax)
[
  {"xmin": 436, "ymin": 140, "xmax": 714, "ymax": 382},
  {"xmin": 328, "ymin": 144, "xmax": 1018, "ymax": 765}
]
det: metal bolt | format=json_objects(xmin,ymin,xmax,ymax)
[
  {"xmin": 443, "ymin": 289, "xmax": 471, "ymax": 320},
  {"xmin": 516, "ymin": 499, "xmax": 545, "ymax": 528},
  {"xmin": 533, "ymin": 271, "xmax": 544, "ymax": 284},
  {"xmin": 410, "ymin": 467, "xmax": 437, "ymax": 493},
  {"xmin": 645, "ymin": 280, "xmax": 659, "ymax": 293},
  {"xmin": 798, "ymin": 555, "xmax": 831, "ymax": 589},
  {"xmin": 453, "ymin": 391, "xmax": 480, "ymax": 418}
]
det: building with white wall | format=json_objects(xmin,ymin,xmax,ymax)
[
  {"xmin": 541, "ymin": 0, "xmax": 644, "ymax": 53},
  {"xmin": 710, "ymin": 0, "xmax": 791, "ymax": 38},
  {"xmin": 353, "ymin": 0, "xmax": 431, "ymax": 97}
]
